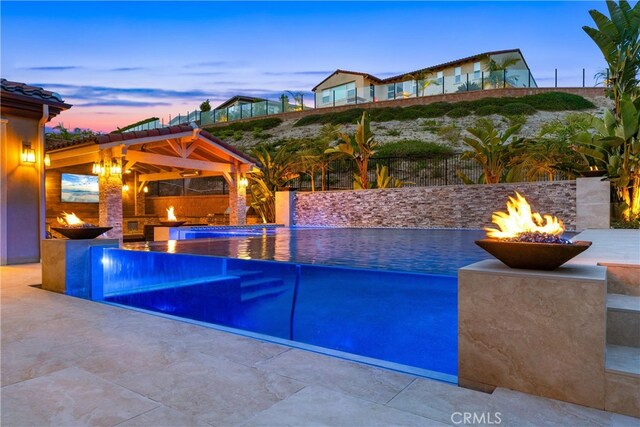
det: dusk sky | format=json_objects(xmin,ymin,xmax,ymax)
[{"xmin": 1, "ymin": 1, "xmax": 616, "ymax": 133}]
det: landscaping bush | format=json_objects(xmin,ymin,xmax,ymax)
[
  {"xmin": 522, "ymin": 92, "xmax": 595, "ymax": 111},
  {"xmin": 500, "ymin": 102, "xmax": 537, "ymax": 115},
  {"xmin": 292, "ymin": 92, "xmax": 594, "ymax": 127},
  {"xmin": 375, "ymin": 140, "xmax": 456, "ymax": 157},
  {"xmin": 436, "ymin": 123, "xmax": 462, "ymax": 145},
  {"xmin": 476, "ymin": 105, "xmax": 501, "ymax": 116},
  {"xmin": 447, "ymin": 107, "xmax": 471, "ymax": 118}
]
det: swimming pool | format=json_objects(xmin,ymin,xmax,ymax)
[{"xmin": 95, "ymin": 227, "xmax": 492, "ymax": 381}]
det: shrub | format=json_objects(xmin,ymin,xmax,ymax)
[
  {"xmin": 375, "ymin": 139, "xmax": 455, "ymax": 157},
  {"xmin": 500, "ymin": 103, "xmax": 536, "ymax": 115},
  {"xmin": 523, "ymin": 92, "xmax": 595, "ymax": 111},
  {"xmin": 437, "ymin": 123, "xmax": 462, "ymax": 145},
  {"xmin": 292, "ymin": 92, "xmax": 594, "ymax": 127},
  {"xmin": 386, "ymin": 129, "xmax": 401, "ymax": 136},
  {"xmin": 447, "ymin": 107, "xmax": 471, "ymax": 118},
  {"xmin": 476, "ymin": 105, "xmax": 501, "ymax": 116},
  {"xmin": 232, "ymin": 130, "xmax": 244, "ymax": 141},
  {"xmin": 505, "ymin": 114, "xmax": 527, "ymax": 127}
]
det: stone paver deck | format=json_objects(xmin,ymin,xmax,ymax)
[{"xmin": 2, "ymin": 263, "xmax": 638, "ymax": 426}]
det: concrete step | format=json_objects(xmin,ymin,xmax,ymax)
[
  {"xmin": 607, "ymin": 294, "xmax": 640, "ymax": 348},
  {"xmin": 605, "ymin": 264, "xmax": 640, "ymax": 296},
  {"xmin": 606, "ymin": 345, "xmax": 640, "ymax": 377},
  {"xmin": 608, "ymin": 294, "xmax": 640, "ymax": 312},
  {"xmin": 240, "ymin": 277, "xmax": 284, "ymax": 292},
  {"xmin": 227, "ymin": 270, "xmax": 263, "ymax": 281},
  {"xmin": 241, "ymin": 285, "xmax": 288, "ymax": 302}
]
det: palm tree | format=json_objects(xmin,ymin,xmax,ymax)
[
  {"xmin": 247, "ymin": 143, "xmax": 299, "ymax": 222},
  {"xmin": 579, "ymin": 0, "xmax": 640, "ymax": 221},
  {"xmin": 458, "ymin": 120, "xmax": 522, "ymax": 184},
  {"xmin": 483, "ymin": 55, "xmax": 521, "ymax": 89},
  {"xmin": 325, "ymin": 112, "xmax": 378, "ymax": 189},
  {"xmin": 583, "ymin": 0, "xmax": 640, "ymax": 116},
  {"xmin": 403, "ymin": 69, "xmax": 439, "ymax": 97}
]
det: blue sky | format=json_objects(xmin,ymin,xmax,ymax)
[{"xmin": 1, "ymin": 1, "xmax": 615, "ymax": 131}]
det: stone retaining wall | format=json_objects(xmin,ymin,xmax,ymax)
[{"xmin": 293, "ymin": 181, "xmax": 577, "ymax": 230}]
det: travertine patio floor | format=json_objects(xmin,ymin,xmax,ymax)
[{"xmin": 2, "ymin": 263, "xmax": 638, "ymax": 426}]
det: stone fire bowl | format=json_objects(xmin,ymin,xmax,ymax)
[
  {"xmin": 475, "ymin": 239, "xmax": 592, "ymax": 270},
  {"xmin": 51, "ymin": 227, "xmax": 113, "ymax": 240},
  {"xmin": 159, "ymin": 221, "xmax": 186, "ymax": 227}
]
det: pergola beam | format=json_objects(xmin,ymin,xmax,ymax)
[
  {"xmin": 124, "ymin": 150, "xmax": 234, "ymax": 172},
  {"xmin": 137, "ymin": 170, "xmax": 224, "ymax": 182}
]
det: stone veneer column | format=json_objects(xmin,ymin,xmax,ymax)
[
  {"xmin": 134, "ymin": 171, "xmax": 146, "ymax": 216},
  {"xmin": 99, "ymin": 154, "xmax": 123, "ymax": 241},
  {"xmin": 228, "ymin": 172, "xmax": 246, "ymax": 225}
]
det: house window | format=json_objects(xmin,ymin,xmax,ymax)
[
  {"xmin": 346, "ymin": 82, "xmax": 356, "ymax": 100},
  {"xmin": 437, "ymin": 71, "xmax": 443, "ymax": 84},
  {"xmin": 322, "ymin": 89, "xmax": 331, "ymax": 104},
  {"xmin": 474, "ymin": 62, "xmax": 481, "ymax": 80},
  {"xmin": 387, "ymin": 84, "xmax": 395, "ymax": 99},
  {"xmin": 370, "ymin": 84, "xmax": 375, "ymax": 99},
  {"xmin": 454, "ymin": 67, "xmax": 462, "ymax": 83}
]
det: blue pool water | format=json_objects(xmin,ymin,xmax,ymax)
[{"xmin": 97, "ymin": 227, "xmax": 494, "ymax": 380}]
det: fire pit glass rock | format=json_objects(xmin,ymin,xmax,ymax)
[
  {"xmin": 53, "ymin": 212, "xmax": 112, "ymax": 240},
  {"xmin": 475, "ymin": 193, "xmax": 591, "ymax": 270}
]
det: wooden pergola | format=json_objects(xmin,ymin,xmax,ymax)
[{"xmin": 46, "ymin": 123, "xmax": 256, "ymax": 238}]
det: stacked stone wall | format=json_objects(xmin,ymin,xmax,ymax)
[{"xmin": 293, "ymin": 181, "xmax": 577, "ymax": 230}]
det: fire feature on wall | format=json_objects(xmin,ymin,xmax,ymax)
[
  {"xmin": 52, "ymin": 212, "xmax": 112, "ymax": 239},
  {"xmin": 159, "ymin": 206, "xmax": 186, "ymax": 227},
  {"xmin": 475, "ymin": 193, "xmax": 591, "ymax": 270}
]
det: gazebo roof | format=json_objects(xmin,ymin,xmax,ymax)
[{"xmin": 46, "ymin": 123, "xmax": 256, "ymax": 183}]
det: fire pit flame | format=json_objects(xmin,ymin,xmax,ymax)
[
  {"xmin": 167, "ymin": 206, "xmax": 177, "ymax": 222},
  {"xmin": 57, "ymin": 212, "xmax": 88, "ymax": 228},
  {"xmin": 485, "ymin": 193, "xmax": 565, "ymax": 241}
]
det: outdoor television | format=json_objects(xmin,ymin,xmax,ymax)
[{"xmin": 61, "ymin": 173, "xmax": 99, "ymax": 203}]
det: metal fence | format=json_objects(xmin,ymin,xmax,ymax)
[
  {"xmin": 290, "ymin": 155, "xmax": 482, "ymax": 190},
  {"xmin": 146, "ymin": 155, "xmax": 570, "ymax": 198}
]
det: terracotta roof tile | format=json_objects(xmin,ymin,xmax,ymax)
[
  {"xmin": 46, "ymin": 125, "xmax": 256, "ymax": 164},
  {"xmin": 1, "ymin": 78, "xmax": 65, "ymax": 103}
]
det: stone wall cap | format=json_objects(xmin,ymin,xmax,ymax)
[{"xmin": 459, "ymin": 259, "xmax": 607, "ymax": 282}]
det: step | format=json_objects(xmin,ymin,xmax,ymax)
[
  {"xmin": 105, "ymin": 275, "xmax": 237, "ymax": 298},
  {"xmin": 608, "ymin": 294, "xmax": 640, "ymax": 313},
  {"xmin": 241, "ymin": 285, "xmax": 288, "ymax": 302},
  {"xmin": 606, "ymin": 344, "xmax": 640, "ymax": 377},
  {"xmin": 227, "ymin": 270, "xmax": 263, "ymax": 281},
  {"xmin": 607, "ymin": 294, "xmax": 640, "ymax": 348},
  {"xmin": 240, "ymin": 277, "xmax": 284, "ymax": 292}
]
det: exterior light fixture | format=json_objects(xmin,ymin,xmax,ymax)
[
  {"xmin": 239, "ymin": 175, "xmax": 249, "ymax": 187},
  {"xmin": 21, "ymin": 143, "xmax": 36, "ymax": 164},
  {"xmin": 92, "ymin": 161, "xmax": 104, "ymax": 175},
  {"xmin": 110, "ymin": 159, "xmax": 122, "ymax": 175},
  {"xmin": 143, "ymin": 185, "xmax": 149, "ymax": 193},
  {"xmin": 122, "ymin": 184, "xmax": 130, "ymax": 192},
  {"xmin": 179, "ymin": 170, "xmax": 200, "ymax": 178},
  {"xmin": 44, "ymin": 154, "xmax": 51, "ymax": 167}
]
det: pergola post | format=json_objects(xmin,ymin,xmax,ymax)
[
  {"xmin": 228, "ymin": 171, "xmax": 246, "ymax": 225},
  {"xmin": 133, "ymin": 171, "xmax": 146, "ymax": 216},
  {"xmin": 98, "ymin": 149, "xmax": 123, "ymax": 242}
]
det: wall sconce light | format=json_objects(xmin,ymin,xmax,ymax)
[
  {"xmin": 143, "ymin": 185, "xmax": 149, "ymax": 193},
  {"xmin": 92, "ymin": 159, "xmax": 122, "ymax": 176},
  {"xmin": 122, "ymin": 184, "xmax": 130, "ymax": 192},
  {"xmin": 44, "ymin": 154, "xmax": 51, "ymax": 167},
  {"xmin": 110, "ymin": 159, "xmax": 122, "ymax": 175},
  {"xmin": 239, "ymin": 175, "xmax": 249, "ymax": 187},
  {"xmin": 21, "ymin": 143, "xmax": 36, "ymax": 164},
  {"xmin": 92, "ymin": 160, "xmax": 104, "ymax": 175}
]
